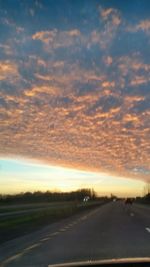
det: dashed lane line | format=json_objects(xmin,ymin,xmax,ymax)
[
  {"xmin": 40, "ymin": 237, "xmax": 52, "ymax": 242},
  {"xmin": 0, "ymin": 253, "xmax": 23, "ymax": 267},
  {"xmin": 145, "ymin": 227, "xmax": 150, "ymax": 233},
  {"xmin": 49, "ymin": 231, "xmax": 59, "ymax": 236},
  {"xmin": 1, "ymin": 207, "xmax": 101, "ymax": 266},
  {"xmin": 59, "ymin": 228, "xmax": 66, "ymax": 232},
  {"xmin": 23, "ymin": 243, "xmax": 40, "ymax": 251}
]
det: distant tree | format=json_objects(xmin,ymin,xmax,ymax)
[
  {"xmin": 0, "ymin": 188, "xmax": 98, "ymax": 205},
  {"xmin": 144, "ymin": 182, "xmax": 150, "ymax": 197}
]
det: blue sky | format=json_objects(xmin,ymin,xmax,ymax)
[
  {"xmin": 0, "ymin": 0, "xmax": 150, "ymax": 195},
  {"xmin": 0, "ymin": 158, "xmax": 145, "ymax": 196}
]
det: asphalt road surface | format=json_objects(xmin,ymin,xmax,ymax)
[{"xmin": 0, "ymin": 201, "xmax": 150, "ymax": 267}]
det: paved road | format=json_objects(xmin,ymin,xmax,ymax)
[{"xmin": 0, "ymin": 201, "xmax": 150, "ymax": 267}]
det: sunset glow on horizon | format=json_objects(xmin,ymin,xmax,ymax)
[
  {"xmin": 0, "ymin": 157, "xmax": 146, "ymax": 197},
  {"xmin": 0, "ymin": 0, "xmax": 150, "ymax": 196}
]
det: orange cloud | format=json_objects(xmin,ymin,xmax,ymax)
[
  {"xmin": 1, "ymin": 3, "xmax": 150, "ymax": 185},
  {"xmin": 100, "ymin": 8, "xmax": 114, "ymax": 19},
  {"xmin": 32, "ymin": 29, "xmax": 81, "ymax": 49},
  {"xmin": 102, "ymin": 81, "xmax": 115, "ymax": 88},
  {"xmin": 0, "ymin": 56, "xmax": 150, "ymax": 182},
  {"xmin": 123, "ymin": 114, "xmax": 139, "ymax": 123},
  {"xmin": 130, "ymin": 76, "xmax": 150, "ymax": 86},
  {"xmin": 0, "ymin": 60, "xmax": 19, "ymax": 80},
  {"xmin": 92, "ymin": 6, "xmax": 121, "ymax": 49},
  {"xmin": 100, "ymin": 7, "xmax": 121, "ymax": 26},
  {"xmin": 138, "ymin": 20, "xmax": 150, "ymax": 31},
  {"xmin": 127, "ymin": 19, "xmax": 150, "ymax": 34},
  {"xmin": 24, "ymin": 85, "xmax": 59, "ymax": 97},
  {"xmin": 117, "ymin": 55, "xmax": 150, "ymax": 87},
  {"xmin": 125, "ymin": 96, "xmax": 145, "ymax": 103},
  {"xmin": 32, "ymin": 30, "xmax": 57, "ymax": 44},
  {"xmin": 32, "ymin": 10, "xmax": 121, "ymax": 52}
]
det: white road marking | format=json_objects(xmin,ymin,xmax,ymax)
[
  {"xmin": 23, "ymin": 243, "xmax": 40, "ymax": 250},
  {"xmin": 59, "ymin": 228, "xmax": 66, "ymax": 232},
  {"xmin": 145, "ymin": 227, "xmax": 150, "ymax": 233},
  {"xmin": 40, "ymin": 237, "xmax": 51, "ymax": 242},
  {"xmin": 49, "ymin": 231, "xmax": 59, "ymax": 236},
  {"xmin": 1, "ymin": 253, "xmax": 22, "ymax": 266},
  {"xmin": 81, "ymin": 216, "xmax": 87, "ymax": 221},
  {"xmin": 1, "ymin": 243, "xmax": 40, "ymax": 267},
  {"xmin": 64, "ymin": 226, "xmax": 69, "ymax": 229}
]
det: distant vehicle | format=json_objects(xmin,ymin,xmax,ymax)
[
  {"xmin": 83, "ymin": 196, "xmax": 90, "ymax": 202},
  {"xmin": 124, "ymin": 198, "xmax": 134, "ymax": 205}
]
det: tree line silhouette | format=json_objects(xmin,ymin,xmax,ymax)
[{"xmin": 0, "ymin": 189, "xmax": 104, "ymax": 205}]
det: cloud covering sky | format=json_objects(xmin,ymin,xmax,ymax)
[{"xmin": 0, "ymin": 0, "xmax": 150, "ymax": 189}]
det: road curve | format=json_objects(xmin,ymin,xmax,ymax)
[{"xmin": 0, "ymin": 201, "xmax": 150, "ymax": 267}]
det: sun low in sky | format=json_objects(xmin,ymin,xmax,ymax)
[{"xmin": 0, "ymin": 0, "xmax": 150, "ymax": 196}]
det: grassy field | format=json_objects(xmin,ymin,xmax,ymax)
[
  {"xmin": 0, "ymin": 201, "xmax": 73, "ymax": 213},
  {"xmin": 0, "ymin": 200, "xmax": 107, "ymax": 244}
]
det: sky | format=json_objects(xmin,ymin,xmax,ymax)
[{"xmin": 0, "ymin": 0, "xmax": 150, "ymax": 196}]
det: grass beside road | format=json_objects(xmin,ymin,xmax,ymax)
[
  {"xmin": 0, "ymin": 201, "xmax": 73, "ymax": 214},
  {"xmin": 0, "ymin": 200, "xmax": 107, "ymax": 244}
]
